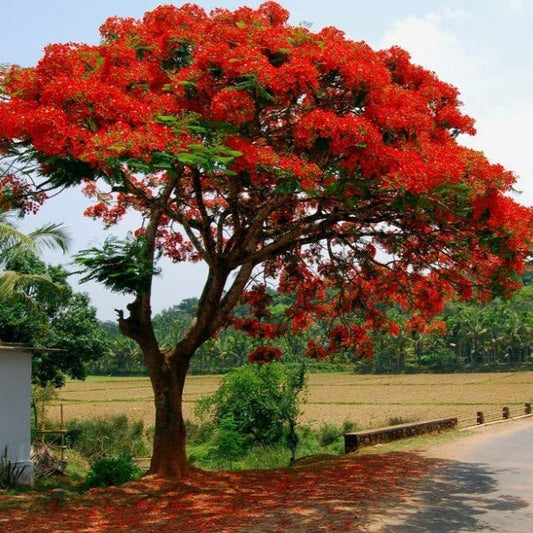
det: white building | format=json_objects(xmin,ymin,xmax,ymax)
[{"xmin": 0, "ymin": 344, "xmax": 34, "ymax": 486}]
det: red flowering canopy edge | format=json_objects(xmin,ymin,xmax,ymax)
[{"xmin": 0, "ymin": 2, "xmax": 531, "ymax": 477}]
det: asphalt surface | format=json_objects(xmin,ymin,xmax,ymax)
[{"xmin": 367, "ymin": 417, "xmax": 533, "ymax": 532}]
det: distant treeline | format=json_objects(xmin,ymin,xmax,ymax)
[{"xmin": 89, "ymin": 275, "xmax": 532, "ymax": 376}]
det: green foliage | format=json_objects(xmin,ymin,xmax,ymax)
[
  {"xmin": 0, "ymin": 253, "xmax": 108, "ymax": 387},
  {"xmin": 0, "ymin": 209, "xmax": 70, "ymax": 305},
  {"xmin": 204, "ymin": 416, "xmax": 247, "ymax": 469},
  {"xmin": 342, "ymin": 419, "xmax": 361, "ymax": 433},
  {"xmin": 419, "ymin": 346, "xmax": 460, "ymax": 373},
  {"xmin": 185, "ymin": 418, "xmax": 355, "ymax": 471},
  {"xmin": 184, "ymin": 419, "xmax": 215, "ymax": 445},
  {"xmin": 66, "ymin": 415, "xmax": 150, "ymax": 462},
  {"xmin": 0, "ymin": 446, "xmax": 25, "ymax": 489},
  {"xmin": 317, "ymin": 423, "xmax": 343, "ymax": 447},
  {"xmin": 74, "ymin": 235, "xmax": 161, "ymax": 295},
  {"xmin": 88, "ymin": 321, "xmax": 145, "ymax": 376},
  {"xmin": 84, "ymin": 456, "xmax": 142, "ymax": 489},
  {"xmin": 197, "ymin": 362, "xmax": 307, "ymax": 451},
  {"xmin": 34, "ymin": 292, "xmax": 110, "ymax": 386},
  {"xmin": 388, "ymin": 416, "xmax": 413, "ymax": 426}
]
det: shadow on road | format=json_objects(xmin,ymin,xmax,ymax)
[{"xmin": 372, "ymin": 459, "xmax": 530, "ymax": 532}]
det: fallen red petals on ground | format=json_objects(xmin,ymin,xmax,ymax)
[{"xmin": 0, "ymin": 453, "xmax": 441, "ymax": 532}]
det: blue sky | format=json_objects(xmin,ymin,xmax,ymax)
[{"xmin": 1, "ymin": 1, "xmax": 532, "ymax": 320}]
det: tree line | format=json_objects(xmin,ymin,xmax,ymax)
[{"xmin": 91, "ymin": 279, "xmax": 532, "ymax": 376}]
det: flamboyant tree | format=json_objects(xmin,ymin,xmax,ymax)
[{"xmin": 0, "ymin": 2, "xmax": 531, "ymax": 478}]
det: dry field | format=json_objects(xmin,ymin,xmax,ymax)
[{"xmin": 48, "ymin": 371, "xmax": 533, "ymax": 430}]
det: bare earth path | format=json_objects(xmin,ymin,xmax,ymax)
[{"xmin": 366, "ymin": 416, "xmax": 533, "ymax": 532}]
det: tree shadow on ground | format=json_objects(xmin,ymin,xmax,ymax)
[
  {"xmin": 0, "ymin": 452, "xmax": 432, "ymax": 532},
  {"xmin": 368, "ymin": 459, "xmax": 530, "ymax": 532},
  {"xmin": 2, "ymin": 452, "xmax": 530, "ymax": 532}
]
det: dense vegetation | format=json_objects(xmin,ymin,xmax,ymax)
[
  {"xmin": 41, "ymin": 363, "xmax": 352, "ymax": 484},
  {"xmin": 92, "ymin": 279, "xmax": 532, "ymax": 376},
  {"xmin": 0, "ymin": 200, "xmax": 109, "ymax": 386}
]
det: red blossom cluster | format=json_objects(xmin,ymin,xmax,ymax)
[
  {"xmin": 233, "ymin": 317, "xmax": 282, "ymax": 339},
  {"xmin": 0, "ymin": 174, "xmax": 45, "ymax": 214},
  {"xmin": 0, "ymin": 1, "xmax": 530, "ymax": 365},
  {"xmin": 248, "ymin": 345, "xmax": 282, "ymax": 364},
  {"xmin": 306, "ymin": 339, "xmax": 329, "ymax": 360}
]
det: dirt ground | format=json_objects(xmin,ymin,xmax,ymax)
[{"xmin": 4, "ymin": 418, "xmax": 533, "ymax": 532}]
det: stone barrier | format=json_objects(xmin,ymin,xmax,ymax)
[{"xmin": 344, "ymin": 417, "xmax": 458, "ymax": 453}]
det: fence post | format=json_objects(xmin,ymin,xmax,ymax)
[
  {"xmin": 525, "ymin": 403, "xmax": 531, "ymax": 415},
  {"xmin": 476, "ymin": 411, "xmax": 485, "ymax": 425},
  {"xmin": 502, "ymin": 407, "xmax": 510, "ymax": 420}
]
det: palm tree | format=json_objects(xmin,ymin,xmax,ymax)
[{"xmin": 0, "ymin": 209, "xmax": 71, "ymax": 304}]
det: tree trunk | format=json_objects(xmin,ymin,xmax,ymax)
[{"xmin": 148, "ymin": 351, "xmax": 191, "ymax": 478}]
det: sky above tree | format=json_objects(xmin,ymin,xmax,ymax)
[{"xmin": 1, "ymin": 0, "xmax": 531, "ymax": 320}]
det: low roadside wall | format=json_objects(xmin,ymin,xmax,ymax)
[{"xmin": 344, "ymin": 417, "xmax": 458, "ymax": 453}]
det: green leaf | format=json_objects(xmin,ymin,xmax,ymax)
[
  {"xmin": 156, "ymin": 115, "xmax": 178, "ymax": 124},
  {"xmin": 275, "ymin": 178, "xmax": 300, "ymax": 195}
]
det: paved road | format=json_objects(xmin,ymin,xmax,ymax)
[{"xmin": 367, "ymin": 417, "xmax": 533, "ymax": 532}]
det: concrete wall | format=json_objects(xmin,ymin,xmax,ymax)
[{"xmin": 0, "ymin": 346, "xmax": 34, "ymax": 485}]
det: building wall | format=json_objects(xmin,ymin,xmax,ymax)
[{"xmin": 0, "ymin": 346, "xmax": 34, "ymax": 485}]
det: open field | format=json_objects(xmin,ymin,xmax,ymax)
[{"xmin": 47, "ymin": 371, "xmax": 533, "ymax": 430}]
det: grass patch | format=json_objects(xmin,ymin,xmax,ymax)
[{"xmin": 355, "ymin": 427, "xmax": 471, "ymax": 456}]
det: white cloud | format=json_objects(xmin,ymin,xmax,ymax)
[
  {"xmin": 379, "ymin": 11, "xmax": 482, "ymax": 94},
  {"xmin": 380, "ymin": 10, "xmax": 533, "ymax": 208},
  {"xmin": 463, "ymin": 105, "xmax": 533, "ymax": 205}
]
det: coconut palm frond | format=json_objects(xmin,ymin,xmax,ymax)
[
  {"xmin": 0, "ymin": 221, "xmax": 39, "ymax": 253},
  {"xmin": 0, "ymin": 270, "xmax": 65, "ymax": 305},
  {"xmin": 29, "ymin": 223, "xmax": 71, "ymax": 253}
]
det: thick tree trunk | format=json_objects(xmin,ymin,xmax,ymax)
[{"xmin": 148, "ymin": 352, "xmax": 191, "ymax": 478}]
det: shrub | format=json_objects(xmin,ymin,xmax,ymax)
[
  {"xmin": 66, "ymin": 415, "xmax": 149, "ymax": 462},
  {"xmin": 184, "ymin": 419, "xmax": 215, "ymax": 445},
  {"xmin": 388, "ymin": 416, "xmax": 413, "ymax": 426},
  {"xmin": 420, "ymin": 347, "xmax": 460, "ymax": 373},
  {"xmin": 0, "ymin": 446, "xmax": 26, "ymax": 489},
  {"xmin": 317, "ymin": 423, "xmax": 342, "ymax": 447},
  {"xmin": 196, "ymin": 362, "xmax": 307, "ymax": 453},
  {"xmin": 342, "ymin": 419, "xmax": 360, "ymax": 433},
  {"xmin": 204, "ymin": 416, "xmax": 247, "ymax": 468},
  {"xmin": 84, "ymin": 456, "xmax": 142, "ymax": 489}
]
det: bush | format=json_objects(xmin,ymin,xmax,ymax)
[
  {"xmin": 184, "ymin": 419, "xmax": 215, "ymax": 445},
  {"xmin": 66, "ymin": 415, "xmax": 149, "ymax": 462},
  {"xmin": 186, "ymin": 419, "xmax": 364, "ymax": 471},
  {"xmin": 196, "ymin": 362, "xmax": 307, "ymax": 453},
  {"xmin": 342, "ymin": 419, "xmax": 360, "ymax": 433},
  {"xmin": 0, "ymin": 446, "xmax": 26, "ymax": 489},
  {"xmin": 84, "ymin": 456, "xmax": 141, "ymax": 489},
  {"xmin": 204, "ymin": 416, "xmax": 247, "ymax": 468},
  {"xmin": 388, "ymin": 416, "xmax": 415, "ymax": 426},
  {"xmin": 317, "ymin": 423, "xmax": 342, "ymax": 447},
  {"xmin": 420, "ymin": 347, "xmax": 460, "ymax": 373}
]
